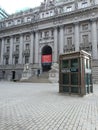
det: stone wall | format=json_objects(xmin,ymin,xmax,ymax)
[
  {"xmin": 92, "ymin": 60, "xmax": 98, "ymax": 84},
  {"xmin": 0, "ymin": 69, "xmax": 23, "ymax": 81}
]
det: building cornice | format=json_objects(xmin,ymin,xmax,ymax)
[{"xmin": 0, "ymin": 4, "xmax": 98, "ymax": 37}]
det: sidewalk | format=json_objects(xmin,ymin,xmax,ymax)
[{"xmin": 0, "ymin": 81, "xmax": 98, "ymax": 130}]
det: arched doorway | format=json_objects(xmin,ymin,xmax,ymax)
[{"xmin": 42, "ymin": 45, "xmax": 52, "ymax": 71}]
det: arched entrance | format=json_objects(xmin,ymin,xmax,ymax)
[{"xmin": 42, "ymin": 45, "xmax": 52, "ymax": 71}]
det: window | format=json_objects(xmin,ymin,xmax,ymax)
[
  {"xmin": 26, "ymin": 44, "xmax": 29, "ymax": 50},
  {"xmin": 46, "ymin": 12, "xmax": 49, "ymax": 15},
  {"xmin": 44, "ymin": 31, "xmax": 49, "ymax": 37},
  {"xmin": 63, "ymin": 73, "xmax": 69, "ymax": 85},
  {"xmin": 82, "ymin": 2, "xmax": 88, "ymax": 8},
  {"xmin": 71, "ymin": 59, "xmax": 78, "ymax": 68},
  {"xmin": 26, "ymin": 35, "xmax": 30, "ymax": 40},
  {"xmin": 7, "ymin": 38, "xmax": 10, "ymax": 43},
  {"xmin": 82, "ymin": 35, "xmax": 88, "ymax": 44},
  {"xmin": 6, "ymin": 46, "xmax": 10, "ymax": 52},
  {"xmin": 51, "ymin": 30, "xmax": 54, "ymax": 36},
  {"xmin": 16, "ymin": 36, "xmax": 20, "ymax": 42},
  {"xmin": 42, "ymin": 13, "xmax": 44, "ymax": 18},
  {"xmin": 82, "ymin": 24, "xmax": 88, "ymax": 31},
  {"xmin": 8, "ymin": 21, "xmax": 11, "ymax": 26},
  {"xmin": 5, "ymin": 58, "xmax": 9, "ymax": 65},
  {"xmin": 67, "ymin": 26, "xmax": 72, "ymax": 33},
  {"xmin": 62, "ymin": 60, "xmax": 69, "ymax": 68},
  {"xmin": 66, "ymin": 6, "xmax": 72, "ymax": 12},
  {"xmin": 16, "ymin": 45, "xmax": 19, "ymax": 51},
  {"xmin": 25, "ymin": 56, "xmax": 29, "ymax": 64},
  {"xmin": 15, "ymin": 57, "xmax": 18, "ymax": 64},
  {"xmin": 17, "ymin": 19, "xmax": 21, "ymax": 24},
  {"xmin": 40, "ymin": 32, "xmax": 42, "ymax": 38},
  {"xmin": 27, "ymin": 17, "xmax": 31, "ymax": 22},
  {"xmin": 71, "ymin": 73, "xmax": 78, "ymax": 85},
  {"xmin": 67, "ymin": 37, "xmax": 72, "ymax": 46},
  {"xmin": 50, "ymin": 10, "xmax": 52, "ymax": 13}
]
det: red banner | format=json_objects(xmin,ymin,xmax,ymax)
[{"xmin": 42, "ymin": 55, "xmax": 52, "ymax": 63}]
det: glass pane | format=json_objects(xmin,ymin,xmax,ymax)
[
  {"xmin": 85, "ymin": 73, "xmax": 92, "ymax": 85},
  {"xmin": 71, "ymin": 58, "xmax": 78, "ymax": 68},
  {"xmin": 71, "ymin": 73, "xmax": 78, "ymax": 85},
  {"xmin": 63, "ymin": 86, "xmax": 69, "ymax": 92},
  {"xmin": 71, "ymin": 87, "xmax": 78, "ymax": 93},
  {"xmin": 62, "ymin": 60, "xmax": 69, "ymax": 68},
  {"xmin": 86, "ymin": 59, "xmax": 89, "ymax": 68},
  {"xmin": 85, "ymin": 74, "xmax": 88, "ymax": 85},
  {"xmin": 62, "ymin": 73, "xmax": 69, "ymax": 84},
  {"xmin": 89, "ymin": 60, "xmax": 91, "ymax": 69}
]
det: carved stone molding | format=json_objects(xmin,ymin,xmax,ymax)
[
  {"xmin": 39, "ymin": 42, "xmax": 53, "ymax": 51},
  {"xmin": 73, "ymin": 21, "xmax": 79, "ymax": 25},
  {"xmin": 64, "ymin": 44, "xmax": 75, "ymax": 53}
]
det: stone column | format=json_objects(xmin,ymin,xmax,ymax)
[
  {"xmin": 91, "ymin": 19, "xmax": 98, "ymax": 59},
  {"xmin": 9, "ymin": 36, "xmax": 13, "ymax": 64},
  {"xmin": 19, "ymin": 34, "xmax": 23, "ymax": 64},
  {"xmin": 74, "ymin": 22, "xmax": 80, "ymax": 51},
  {"xmin": 35, "ymin": 30, "xmax": 39, "ymax": 65},
  {"xmin": 1, "ymin": 38, "xmax": 4, "ymax": 65},
  {"xmin": 30, "ymin": 31, "xmax": 34, "ymax": 64},
  {"xmin": 54, "ymin": 27, "xmax": 58, "ymax": 63},
  {"xmin": 59, "ymin": 25, "xmax": 64, "ymax": 54},
  {"xmin": 39, "ymin": 51, "xmax": 42, "ymax": 69}
]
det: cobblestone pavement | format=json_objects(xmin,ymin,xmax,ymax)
[{"xmin": 0, "ymin": 81, "xmax": 98, "ymax": 130}]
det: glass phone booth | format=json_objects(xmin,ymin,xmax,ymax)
[{"xmin": 59, "ymin": 50, "xmax": 93, "ymax": 96}]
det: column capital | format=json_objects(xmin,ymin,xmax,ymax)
[
  {"xmin": 73, "ymin": 21, "xmax": 79, "ymax": 25},
  {"xmin": 90, "ymin": 18, "xmax": 97, "ymax": 22},
  {"xmin": 10, "ymin": 35, "xmax": 14, "ymax": 38},
  {"xmin": 34, "ymin": 29, "xmax": 39, "ymax": 33},
  {"xmin": 1, "ymin": 37, "xmax": 5, "ymax": 40},
  {"xmin": 19, "ymin": 33, "xmax": 24, "ymax": 36},
  {"xmin": 53, "ymin": 26, "xmax": 59, "ymax": 30},
  {"xmin": 30, "ymin": 30, "xmax": 35, "ymax": 34},
  {"xmin": 59, "ymin": 25, "xmax": 64, "ymax": 29}
]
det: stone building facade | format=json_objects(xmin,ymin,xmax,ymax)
[{"xmin": 0, "ymin": 0, "xmax": 98, "ymax": 81}]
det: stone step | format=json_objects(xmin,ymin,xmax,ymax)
[
  {"xmin": 20, "ymin": 77, "xmax": 50, "ymax": 83},
  {"xmin": 20, "ymin": 72, "xmax": 50, "ymax": 83}
]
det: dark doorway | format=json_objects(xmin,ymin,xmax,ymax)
[
  {"xmin": 12, "ymin": 71, "xmax": 16, "ymax": 80},
  {"xmin": 2, "ymin": 71, "xmax": 5, "ymax": 79},
  {"xmin": 42, "ymin": 45, "xmax": 52, "ymax": 71}
]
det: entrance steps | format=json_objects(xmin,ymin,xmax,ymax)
[{"xmin": 20, "ymin": 72, "xmax": 51, "ymax": 83}]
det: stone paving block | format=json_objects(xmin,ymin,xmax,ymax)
[{"xmin": 0, "ymin": 82, "xmax": 98, "ymax": 130}]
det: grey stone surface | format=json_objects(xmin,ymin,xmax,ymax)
[
  {"xmin": 49, "ymin": 63, "xmax": 59, "ymax": 83},
  {"xmin": 0, "ymin": 82, "xmax": 98, "ymax": 130}
]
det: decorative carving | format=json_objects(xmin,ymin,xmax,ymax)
[
  {"xmin": 49, "ymin": 63, "xmax": 59, "ymax": 83},
  {"xmin": 79, "ymin": 42, "xmax": 92, "ymax": 52},
  {"xmin": 13, "ymin": 51, "xmax": 19, "ymax": 57},
  {"xmin": 20, "ymin": 63, "xmax": 32, "ymax": 81},
  {"xmin": 75, "ymin": 0, "xmax": 78, "ymax": 9},
  {"xmin": 22, "ymin": 49, "xmax": 30, "ymax": 56},
  {"xmin": 90, "ymin": 0, "xmax": 95, "ymax": 5},
  {"xmin": 54, "ymin": 7, "xmax": 58, "ymax": 15},
  {"xmin": 64, "ymin": 44, "xmax": 75, "ymax": 52},
  {"xmin": 3, "ymin": 52, "xmax": 9, "ymax": 58}
]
